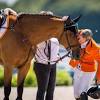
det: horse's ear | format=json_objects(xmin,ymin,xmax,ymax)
[
  {"xmin": 72, "ymin": 15, "xmax": 82, "ymax": 24},
  {"xmin": 64, "ymin": 16, "xmax": 73, "ymax": 26}
]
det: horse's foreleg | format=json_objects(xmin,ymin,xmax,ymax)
[
  {"xmin": 4, "ymin": 66, "xmax": 12, "ymax": 100},
  {"xmin": 16, "ymin": 62, "xmax": 30, "ymax": 100}
]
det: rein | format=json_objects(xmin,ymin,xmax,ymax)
[{"xmin": 34, "ymin": 49, "xmax": 71, "ymax": 64}]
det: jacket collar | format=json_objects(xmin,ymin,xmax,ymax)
[
  {"xmin": 81, "ymin": 40, "xmax": 89, "ymax": 48},
  {"xmin": 85, "ymin": 38, "xmax": 99, "ymax": 51}
]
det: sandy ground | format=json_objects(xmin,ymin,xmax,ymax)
[{"xmin": 0, "ymin": 86, "xmax": 96, "ymax": 100}]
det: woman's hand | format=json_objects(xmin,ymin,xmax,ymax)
[{"xmin": 96, "ymin": 80, "xmax": 100, "ymax": 85}]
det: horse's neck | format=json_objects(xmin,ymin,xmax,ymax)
[{"xmin": 16, "ymin": 14, "xmax": 64, "ymax": 45}]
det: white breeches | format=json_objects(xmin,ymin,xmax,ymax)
[{"xmin": 73, "ymin": 68, "xmax": 96, "ymax": 98}]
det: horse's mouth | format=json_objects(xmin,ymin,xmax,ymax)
[{"xmin": 72, "ymin": 50, "xmax": 80, "ymax": 60}]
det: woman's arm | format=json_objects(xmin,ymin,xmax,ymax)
[
  {"xmin": 69, "ymin": 59, "xmax": 79, "ymax": 68},
  {"xmin": 95, "ymin": 49, "xmax": 100, "ymax": 84}
]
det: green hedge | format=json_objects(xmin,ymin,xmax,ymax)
[
  {"xmin": 11, "ymin": 67, "xmax": 37, "ymax": 87},
  {"xmin": 12, "ymin": 74, "xmax": 17, "ymax": 87},
  {"xmin": 24, "ymin": 67, "xmax": 37, "ymax": 87},
  {"xmin": 0, "ymin": 67, "xmax": 72, "ymax": 87},
  {"xmin": 56, "ymin": 69, "xmax": 72, "ymax": 86},
  {"xmin": 0, "ymin": 67, "xmax": 4, "ymax": 86}
]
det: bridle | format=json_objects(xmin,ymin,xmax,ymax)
[
  {"xmin": 56, "ymin": 21, "xmax": 79, "ymax": 61},
  {"xmin": 59, "ymin": 21, "xmax": 78, "ymax": 50}
]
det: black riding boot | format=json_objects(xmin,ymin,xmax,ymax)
[
  {"xmin": 76, "ymin": 98, "xmax": 80, "ymax": 100},
  {"xmin": 80, "ymin": 92, "xmax": 88, "ymax": 100},
  {"xmin": 3, "ymin": 97, "xmax": 9, "ymax": 100},
  {"xmin": 4, "ymin": 85, "xmax": 11, "ymax": 100},
  {"xmin": 16, "ymin": 97, "xmax": 22, "ymax": 100}
]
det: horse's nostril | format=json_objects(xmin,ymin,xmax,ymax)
[{"xmin": 76, "ymin": 54, "xmax": 80, "ymax": 60}]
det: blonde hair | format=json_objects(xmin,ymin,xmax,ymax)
[{"xmin": 78, "ymin": 29, "xmax": 93, "ymax": 40}]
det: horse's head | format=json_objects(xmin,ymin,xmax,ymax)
[{"xmin": 59, "ymin": 15, "xmax": 81, "ymax": 59}]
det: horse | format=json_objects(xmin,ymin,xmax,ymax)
[{"xmin": 0, "ymin": 8, "xmax": 81, "ymax": 100}]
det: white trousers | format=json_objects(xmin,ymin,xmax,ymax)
[{"xmin": 73, "ymin": 68, "xmax": 96, "ymax": 98}]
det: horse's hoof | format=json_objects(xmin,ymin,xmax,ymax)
[
  {"xmin": 3, "ymin": 97, "xmax": 9, "ymax": 100},
  {"xmin": 16, "ymin": 99, "xmax": 22, "ymax": 100},
  {"xmin": 16, "ymin": 97, "xmax": 22, "ymax": 100}
]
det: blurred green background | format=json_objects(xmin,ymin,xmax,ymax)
[{"xmin": 0, "ymin": 0, "xmax": 100, "ymax": 42}]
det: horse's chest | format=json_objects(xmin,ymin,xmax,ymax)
[{"xmin": 0, "ymin": 38, "xmax": 30, "ymax": 66}]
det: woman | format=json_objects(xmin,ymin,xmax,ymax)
[{"xmin": 69, "ymin": 29, "xmax": 100, "ymax": 100}]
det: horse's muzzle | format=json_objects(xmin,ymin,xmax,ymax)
[{"xmin": 72, "ymin": 50, "xmax": 80, "ymax": 60}]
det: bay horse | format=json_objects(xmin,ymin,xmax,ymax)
[{"xmin": 0, "ymin": 8, "xmax": 81, "ymax": 100}]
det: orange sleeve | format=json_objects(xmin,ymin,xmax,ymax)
[
  {"xmin": 95, "ymin": 49, "xmax": 100, "ymax": 81},
  {"xmin": 96, "ymin": 63, "xmax": 100, "ymax": 81},
  {"xmin": 69, "ymin": 59, "xmax": 79, "ymax": 68}
]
